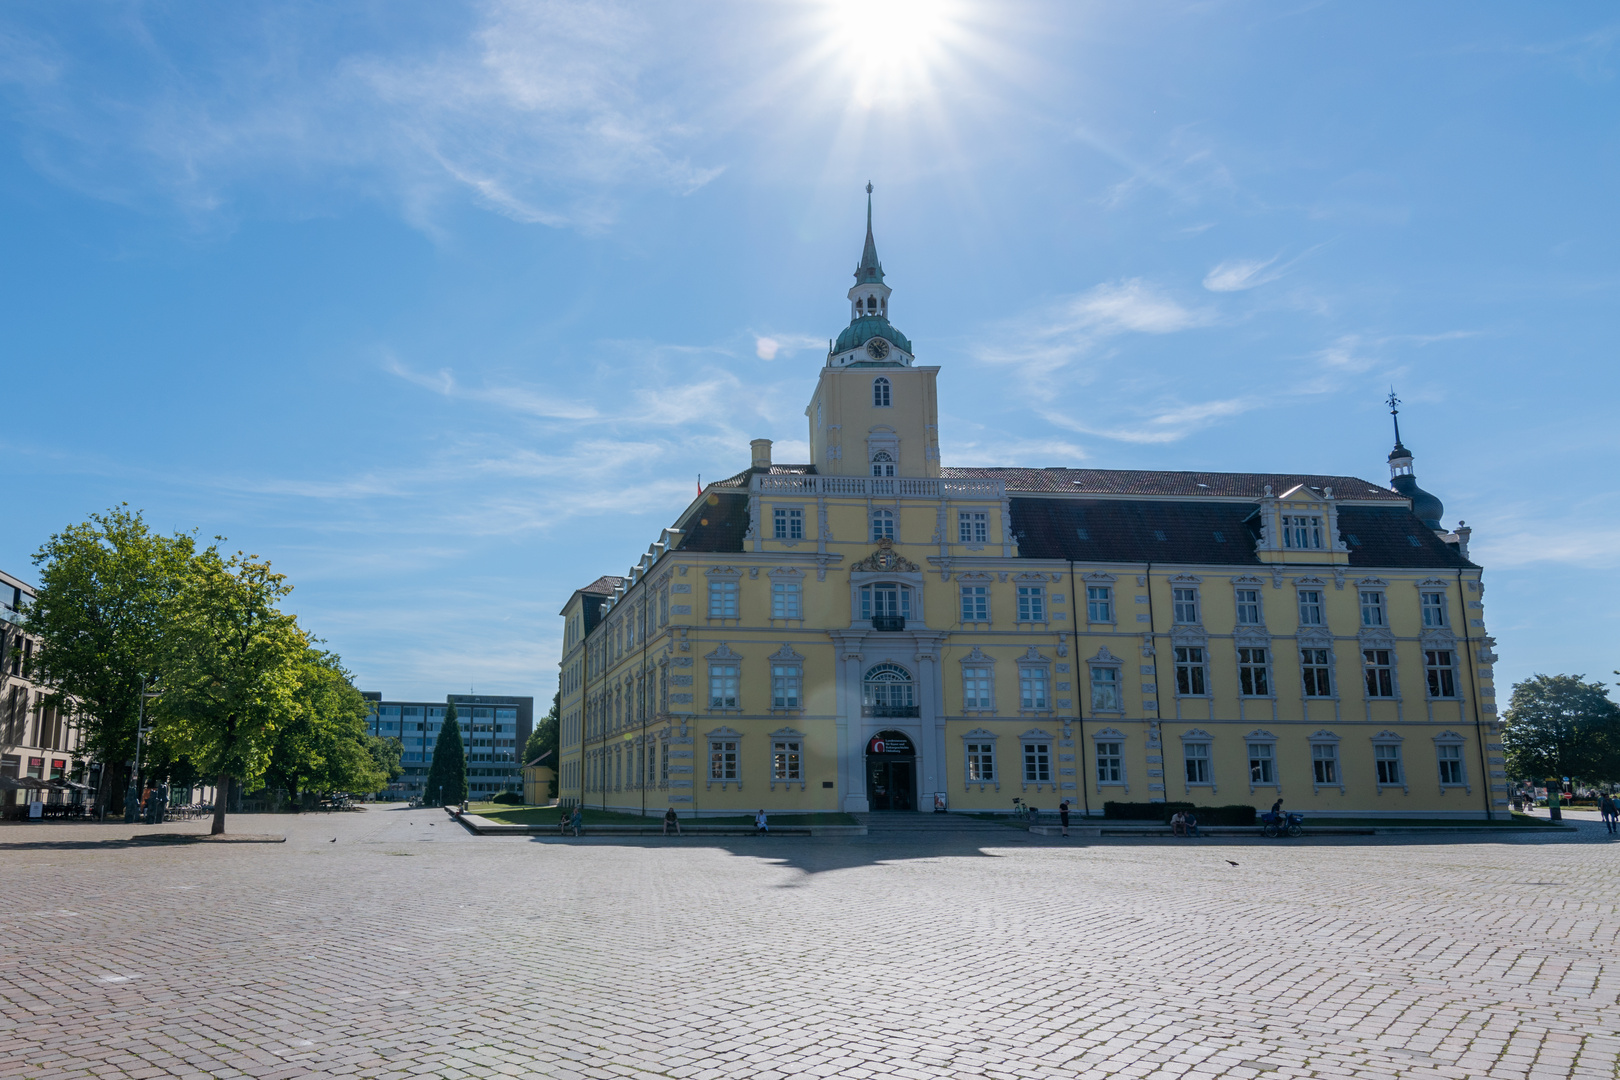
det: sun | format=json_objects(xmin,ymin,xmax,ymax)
[{"xmin": 820, "ymin": 0, "xmax": 965, "ymax": 107}]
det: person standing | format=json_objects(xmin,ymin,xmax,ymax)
[
  {"xmin": 755, "ymin": 809, "xmax": 769, "ymax": 835},
  {"xmin": 570, "ymin": 805, "xmax": 583, "ymax": 837},
  {"xmin": 1058, "ymin": 800, "xmax": 1070, "ymax": 837},
  {"xmin": 663, "ymin": 806, "xmax": 681, "ymax": 836},
  {"xmin": 1600, "ymin": 793, "xmax": 1617, "ymax": 835}
]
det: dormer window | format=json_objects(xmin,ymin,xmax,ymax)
[
  {"xmin": 1283, "ymin": 515, "xmax": 1324, "ymax": 549},
  {"xmin": 873, "ymin": 377, "xmax": 891, "ymax": 407}
]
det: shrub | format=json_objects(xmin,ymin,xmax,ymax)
[
  {"xmin": 490, "ymin": 791, "xmax": 524, "ymax": 805},
  {"xmin": 1104, "ymin": 801, "xmax": 1193, "ymax": 820},
  {"xmin": 1195, "ymin": 804, "xmax": 1257, "ymax": 826}
]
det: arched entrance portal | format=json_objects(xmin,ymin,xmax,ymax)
[{"xmin": 865, "ymin": 730, "xmax": 916, "ymax": 812}]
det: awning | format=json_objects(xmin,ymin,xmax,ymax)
[{"xmin": 0, "ymin": 776, "xmax": 51, "ymax": 791}]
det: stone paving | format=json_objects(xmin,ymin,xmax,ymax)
[{"xmin": 1, "ymin": 807, "xmax": 1616, "ymax": 1080}]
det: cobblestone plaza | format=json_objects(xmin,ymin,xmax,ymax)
[{"xmin": 2, "ymin": 811, "xmax": 1616, "ymax": 1080}]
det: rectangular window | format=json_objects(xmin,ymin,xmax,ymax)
[
  {"xmin": 1437, "ymin": 743, "xmax": 1464, "ymax": 785},
  {"xmin": 772, "ymin": 740, "xmax": 802, "ymax": 781},
  {"xmin": 1090, "ymin": 666, "xmax": 1121, "ymax": 711},
  {"xmin": 1086, "ymin": 586, "xmax": 1113, "ymax": 623},
  {"xmin": 1247, "ymin": 743, "xmax": 1275, "ymax": 784},
  {"xmin": 1095, "ymin": 741, "xmax": 1123, "ymax": 783},
  {"xmin": 26, "ymin": 756, "xmax": 43, "ymax": 779},
  {"xmin": 709, "ymin": 580, "xmax": 738, "ymax": 618},
  {"xmin": 1283, "ymin": 515, "xmax": 1324, "ymax": 549},
  {"xmin": 709, "ymin": 739, "xmax": 739, "ymax": 781},
  {"xmin": 871, "ymin": 509, "xmax": 895, "ymax": 541},
  {"xmin": 1421, "ymin": 591, "xmax": 1447, "ymax": 627},
  {"xmin": 958, "ymin": 511, "xmax": 988, "ymax": 544},
  {"xmin": 773, "ymin": 507, "xmax": 804, "ymax": 540},
  {"xmin": 1360, "ymin": 590, "xmax": 1386, "ymax": 627},
  {"xmin": 1019, "ymin": 668, "xmax": 1049, "ymax": 710},
  {"xmin": 1022, "ymin": 742, "xmax": 1051, "ymax": 783},
  {"xmin": 960, "ymin": 585, "xmax": 989, "ymax": 622},
  {"xmin": 1183, "ymin": 743, "xmax": 1210, "ymax": 784},
  {"xmin": 709, "ymin": 664, "xmax": 739, "ymax": 709},
  {"xmin": 1297, "ymin": 590, "xmax": 1324, "ymax": 626},
  {"xmin": 1017, "ymin": 586, "xmax": 1045, "ymax": 622},
  {"xmin": 966, "ymin": 742, "xmax": 995, "ymax": 782},
  {"xmin": 1363, "ymin": 650, "xmax": 1395, "ymax": 698},
  {"xmin": 1237, "ymin": 647, "xmax": 1270, "ymax": 696},
  {"xmin": 1374, "ymin": 743, "xmax": 1403, "ymax": 785},
  {"xmin": 770, "ymin": 665, "xmax": 801, "ymax": 709},
  {"xmin": 1301, "ymin": 648, "xmax": 1333, "ymax": 697},
  {"xmin": 962, "ymin": 666, "xmax": 993, "ymax": 709},
  {"xmin": 1172, "ymin": 588, "xmax": 1200, "ymax": 624},
  {"xmin": 1174, "ymin": 647, "xmax": 1207, "ymax": 695},
  {"xmin": 1311, "ymin": 743, "xmax": 1338, "ymax": 784},
  {"xmin": 1234, "ymin": 588, "xmax": 1262, "ymax": 625},
  {"xmin": 1425, "ymin": 650, "xmax": 1457, "ymax": 698},
  {"xmin": 771, "ymin": 581, "xmax": 802, "ymax": 619}
]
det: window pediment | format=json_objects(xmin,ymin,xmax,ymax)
[
  {"xmin": 1357, "ymin": 577, "xmax": 1389, "ymax": 588},
  {"xmin": 1087, "ymin": 646, "xmax": 1121, "ymax": 664},
  {"xmin": 1293, "ymin": 576, "xmax": 1326, "ymax": 586},
  {"xmin": 769, "ymin": 727, "xmax": 806, "ymax": 740},
  {"xmin": 1180, "ymin": 728, "xmax": 1213, "ymax": 742},
  {"xmin": 1229, "ymin": 575, "xmax": 1264, "ymax": 585},
  {"xmin": 705, "ymin": 726, "xmax": 743, "ymax": 739},
  {"xmin": 768, "ymin": 644, "xmax": 804, "ymax": 663},
  {"xmin": 1168, "ymin": 573, "xmax": 1203, "ymax": 584},
  {"xmin": 1093, "ymin": 727, "xmax": 1126, "ymax": 740},
  {"xmin": 1308, "ymin": 729, "xmax": 1340, "ymax": 743},
  {"xmin": 1245, "ymin": 729, "xmax": 1278, "ymax": 742},
  {"xmin": 768, "ymin": 567, "xmax": 805, "ymax": 580},
  {"xmin": 706, "ymin": 565, "xmax": 743, "ymax": 578},
  {"xmin": 705, "ymin": 643, "xmax": 742, "ymax": 661},
  {"xmin": 1082, "ymin": 571, "xmax": 1117, "ymax": 583},
  {"xmin": 960, "ymin": 646, "xmax": 994, "ymax": 665},
  {"xmin": 961, "ymin": 727, "xmax": 998, "ymax": 741},
  {"xmin": 1432, "ymin": 730, "xmax": 1466, "ymax": 744},
  {"xmin": 1019, "ymin": 728, "xmax": 1054, "ymax": 741},
  {"xmin": 1371, "ymin": 729, "xmax": 1404, "ymax": 743},
  {"xmin": 1019, "ymin": 646, "xmax": 1051, "ymax": 666}
]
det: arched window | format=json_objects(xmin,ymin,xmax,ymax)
[
  {"xmin": 870, "ymin": 508, "xmax": 895, "ymax": 540},
  {"xmin": 863, "ymin": 663, "xmax": 915, "ymax": 716},
  {"xmin": 873, "ymin": 377, "xmax": 891, "ymax": 408},
  {"xmin": 870, "ymin": 450, "xmax": 895, "ymax": 478}
]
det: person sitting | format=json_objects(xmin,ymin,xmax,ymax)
[
  {"xmin": 663, "ymin": 806, "xmax": 681, "ymax": 836},
  {"xmin": 1185, "ymin": 811, "xmax": 1200, "ymax": 838},
  {"xmin": 754, "ymin": 809, "xmax": 769, "ymax": 835},
  {"xmin": 1170, "ymin": 810, "xmax": 1186, "ymax": 837}
]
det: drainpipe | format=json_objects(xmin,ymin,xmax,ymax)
[
  {"xmin": 1069, "ymin": 559, "xmax": 1089, "ymax": 819},
  {"xmin": 1145, "ymin": 560, "xmax": 1163, "ymax": 719},
  {"xmin": 1457, "ymin": 567, "xmax": 1493, "ymax": 821}
]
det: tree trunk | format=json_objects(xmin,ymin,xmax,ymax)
[{"xmin": 211, "ymin": 774, "xmax": 229, "ymax": 835}]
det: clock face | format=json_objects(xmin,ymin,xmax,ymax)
[{"xmin": 866, "ymin": 338, "xmax": 890, "ymax": 359}]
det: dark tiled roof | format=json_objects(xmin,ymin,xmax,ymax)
[
  {"xmin": 1010, "ymin": 499, "xmax": 1474, "ymax": 569},
  {"xmin": 577, "ymin": 575, "xmax": 623, "ymax": 596},
  {"xmin": 708, "ymin": 464, "xmax": 817, "ymax": 490},
  {"xmin": 676, "ymin": 492, "xmax": 750, "ymax": 553},
  {"xmin": 944, "ymin": 467, "xmax": 1403, "ymax": 501}
]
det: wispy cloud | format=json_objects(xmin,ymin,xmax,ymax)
[
  {"xmin": 1203, "ymin": 255, "xmax": 1282, "ymax": 292},
  {"xmin": 975, "ymin": 278, "xmax": 1213, "ymax": 375}
]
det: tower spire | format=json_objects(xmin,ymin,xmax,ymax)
[
  {"xmin": 1383, "ymin": 388, "xmax": 1446, "ymax": 530},
  {"xmin": 1386, "ymin": 387, "xmax": 1405, "ymax": 452},
  {"xmin": 857, "ymin": 181, "xmax": 884, "ymax": 285}
]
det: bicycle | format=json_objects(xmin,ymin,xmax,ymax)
[{"xmin": 1260, "ymin": 811, "xmax": 1305, "ymax": 838}]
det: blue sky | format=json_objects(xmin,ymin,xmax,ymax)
[{"xmin": 2, "ymin": 1, "xmax": 1617, "ymax": 703}]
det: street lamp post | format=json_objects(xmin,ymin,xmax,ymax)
[{"xmin": 124, "ymin": 677, "xmax": 163, "ymax": 824}]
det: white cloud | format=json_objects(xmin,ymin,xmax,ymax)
[
  {"xmin": 755, "ymin": 336, "xmax": 779, "ymax": 360},
  {"xmin": 1203, "ymin": 256, "xmax": 1281, "ymax": 292}
]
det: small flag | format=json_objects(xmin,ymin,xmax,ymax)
[{"xmin": 697, "ymin": 474, "xmax": 702, "ymax": 496}]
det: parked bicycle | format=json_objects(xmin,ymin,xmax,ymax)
[
  {"xmin": 1010, "ymin": 798, "xmax": 1039, "ymax": 823},
  {"xmin": 1259, "ymin": 811, "xmax": 1305, "ymax": 838}
]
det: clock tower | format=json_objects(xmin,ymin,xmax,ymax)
[{"xmin": 807, "ymin": 184, "xmax": 941, "ymax": 478}]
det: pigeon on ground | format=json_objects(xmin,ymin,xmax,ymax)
[
  {"xmin": 1225, "ymin": 860, "xmax": 1238, "ymax": 866},
  {"xmin": 330, "ymin": 838, "xmax": 336, "ymax": 843}
]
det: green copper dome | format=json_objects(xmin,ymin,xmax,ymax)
[{"xmin": 834, "ymin": 315, "xmax": 913, "ymax": 356}]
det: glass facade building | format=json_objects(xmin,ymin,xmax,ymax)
[{"xmin": 362, "ymin": 692, "xmax": 533, "ymax": 802}]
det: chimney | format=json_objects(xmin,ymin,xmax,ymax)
[{"xmin": 750, "ymin": 438, "xmax": 772, "ymax": 470}]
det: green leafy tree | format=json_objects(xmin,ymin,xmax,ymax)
[
  {"xmin": 152, "ymin": 547, "xmax": 307, "ymax": 835},
  {"xmin": 524, "ymin": 691, "xmax": 559, "ymax": 765},
  {"xmin": 1502, "ymin": 674, "xmax": 1620, "ymax": 785},
  {"xmin": 368, "ymin": 735, "xmax": 404, "ymax": 786},
  {"xmin": 261, "ymin": 648, "xmax": 386, "ymax": 805},
  {"xmin": 23, "ymin": 507, "xmax": 196, "ymax": 812},
  {"xmin": 422, "ymin": 700, "xmax": 466, "ymax": 805}
]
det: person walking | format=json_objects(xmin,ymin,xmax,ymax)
[
  {"xmin": 754, "ymin": 809, "xmax": 769, "ymax": 835},
  {"xmin": 1600, "ymin": 793, "xmax": 1617, "ymax": 835},
  {"xmin": 663, "ymin": 806, "xmax": 681, "ymax": 836},
  {"xmin": 1059, "ymin": 800, "xmax": 1070, "ymax": 837}
]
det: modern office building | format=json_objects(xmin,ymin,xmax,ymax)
[
  {"xmin": 363, "ymin": 692, "xmax": 533, "ymax": 802},
  {"xmin": 555, "ymin": 190, "xmax": 1504, "ymax": 819}
]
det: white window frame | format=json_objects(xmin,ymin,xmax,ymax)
[
  {"xmin": 1362, "ymin": 648, "xmax": 1397, "ymax": 699},
  {"xmin": 962, "ymin": 729, "xmax": 998, "ymax": 789},
  {"xmin": 708, "ymin": 663, "xmax": 740, "ymax": 710},
  {"xmin": 1297, "ymin": 588, "xmax": 1324, "ymax": 627},
  {"xmin": 1309, "ymin": 732, "xmax": 1343, "ymax": 793},
  {"xmin": 958, "ymin": 510, "xmax": 988, "ymax": 545},
  {"xmin": 959, "ymin": 584, "xmax": 989, "ymax": 623},
  {"xmin": 1245, "ymin": 731, "xmax": 1278, "ymax": 790},
  {"xmin": 1300, "ymin": 647, "xmax": 1334, "ymax": 698},
  {"xmin": 1018, "ymin": 665, "xmax": 1050, "ymax": 712},
  {"xmin": 1086, "ymin": 585, "xmax": 1113, "ymax": 624},
  {"xmin": 770, "ymin": 664, "xmax": 802, "ymax": 710},
  {"xmin": 1424, "ymin": 649, "xmax": 1459, "ymax": 699},
  {"xmin": 1433, "ymin": 732, "xmax": 1469, "ymax": 791},
  {"xmin": 706, "ymin": 728, "xmax": 742, "ymax": 789},
  {"xmin": 1016, "ymin": 585, "xmax": 1046, "ymax": 623},
  {"xmin": 708, "ymin": 579, "xmax": 739, "ymax": 619},
  {"xmin": 1234, "ymin": 587, "xmax": 1263, "ymax": 626},
  {"xmin": 1283, "ymin": 514, "xmax": 1325, "ymax": 550},
  {"xmin": 1093, "ymin": 729, "xmax": 1127, "ymax": 788},
  {"xmin": 1180, "ymin": 731, "xmax": 1215, "ymax": 791},
  {"xmin": 1173, "ymin": 645, "xmax": 1208, "ymax": 697},
  {"xmin": 961, "ymin": 662, "xmax": 994, "ymax": 712},
  {"xmin": 1089, "ymin": 663, "xmax": 1122, "ymax": 713},
  {"xmin": 873, "ymin": 376, "xmax": 892, "ymax": 407},
  {"xmin": 1236, "ymin": 646, "xmax": 1272, "ymax": 698},
  {"xmin": 1172, "ymin": 587, "xmax": 1200, "ymax": 625},
  {"xmin": 771, "ymin": 580, "xmax": 802, "ymax": 620},
  {"xmin": 1360, "ymin": 590, "xmax": 1387, "ymax": 628},
  {"xmin": 770, "ymin": 731, "xmax": 804, "ymax": 789},
  {"xmin": 1019, "ymin": 730, "xmax": 1054, "ymax": 789},
  {"xmin": 870, "ymin": 508, "xmax": 895, "ymax": 541},
  {"xmin": 1372, "ymin": 732, "xmax": 1406, "ymax": 792},
  {"xmin": 772, "ymin": 506, "xmax": 804, "ymax": 541}
]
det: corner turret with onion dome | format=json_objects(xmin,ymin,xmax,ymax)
[
  {"xmin": 1385, "ymin": 390, "xmax": 1446, "ymax": 530},
  {"xmin": 829, "ymin": 183, "xmax": 915, "ymax": 368}
]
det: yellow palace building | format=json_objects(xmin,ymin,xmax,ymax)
[{"xmin": 556, "ymin": 192, "xmax": 1505, "ymax": 820}]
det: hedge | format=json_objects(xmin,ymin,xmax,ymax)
[
  {"xmin": 1102, "ymin": 801, "xmax": 1257, "ymax": 826},
  {"xmin": 490, "ymin": 791, "xmax": 525, "ymax": 805}
]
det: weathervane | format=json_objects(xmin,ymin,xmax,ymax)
[{"xmin": 1386, "ymin": 387, "xmax": 1403, "ymax": 446}]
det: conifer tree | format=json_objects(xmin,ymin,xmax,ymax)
[{"xmin": 423, "ymin": 700, "xmax": 467, "ymax": 805}]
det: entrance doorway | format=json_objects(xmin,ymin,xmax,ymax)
[{"xmin": 865, "ymin": 730, "xmax": 916, "ymax": 812}]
